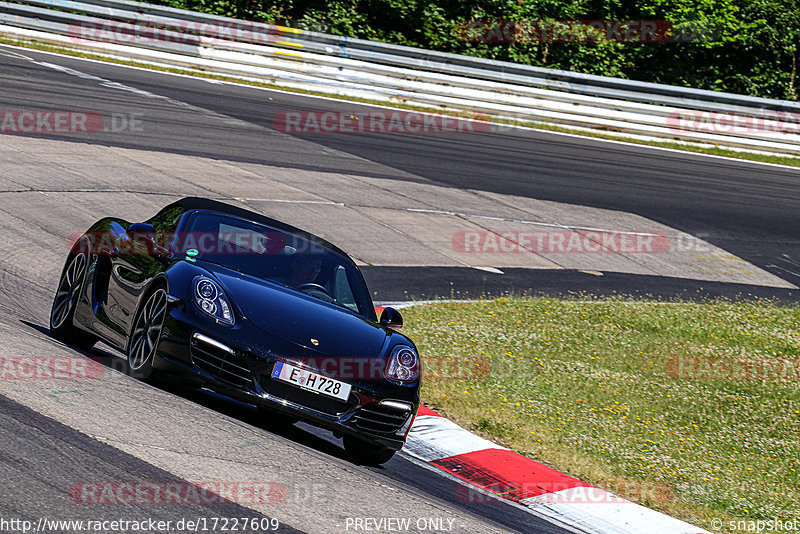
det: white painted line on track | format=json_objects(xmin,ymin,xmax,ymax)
[
  {"xmin": 406, "ymin": 208, "xmax": 665, "ymax": 236},
  {"xmin": 235, "ymin": 197, "xmax": 346, "ymax": 206}
]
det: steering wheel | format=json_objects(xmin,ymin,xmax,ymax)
[{"xmin": 296, "ymin": 282, "xmax": 335, "ymax": 302}]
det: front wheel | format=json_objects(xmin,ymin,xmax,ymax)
[
  {"xmin": 127, "ymin": 287, "xmax": 167, "ymax": 380},
  {"xmin": 343, "ymin": 435, "xmax": 397, "ymax": 465},
  {"xmin": 50, "ymin": 249, "xmax": 97, "ymax": 349}
]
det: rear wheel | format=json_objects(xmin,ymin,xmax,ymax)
[
  {"xmin": 50, "ymin": 249, "xmax": 97, "ymax": 349},
  {"xmin": 127, "ymin": 287, "xmax": 167, "ymax": 380},
  {"xmin": 343, "ymin": 435, "xmax": 397, "ymax": 465}
]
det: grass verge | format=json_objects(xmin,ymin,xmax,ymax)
[
  {"xmin": 404, "ymin": 297, "xmax": 800, "ymax": 531},
  {"xmin": 1, "ymin": 36, "xmax": 799, "ymax": 168}
]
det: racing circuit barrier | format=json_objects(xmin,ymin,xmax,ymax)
[{"xmin": 1, "ymin": 0, "xmax": 800, "ymax": 155}]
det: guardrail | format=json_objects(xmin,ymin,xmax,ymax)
[{"xmin": 1, "ymin": 0, "xmax": 799, "ymax": 155}]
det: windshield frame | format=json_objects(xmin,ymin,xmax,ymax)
[{"xmin": 174, "ymin": 210, "xmax": 377, "ymax": 320}]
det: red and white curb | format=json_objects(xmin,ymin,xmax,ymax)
[{"xmin": 403, "ymin": 406, "xmax": 709, "ymax": 534}]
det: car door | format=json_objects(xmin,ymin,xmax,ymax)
[{"xmin": 105, "ymin": 226, "xmax": 164, "ymax": 337}]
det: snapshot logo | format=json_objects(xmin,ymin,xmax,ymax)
[
  {"xmin": 456, "ymin": 481, "xmax": 673, "ymax": 504},
  {"xmin": 667, "ymin": 355, "xmax": 800, "ymax": 381},
  {"xmin": 69, "ymin": 481, "xmax": 287, "ymax": 505},
  {"xmin": 456, "ymin": 20, "xmax": 717, "ymax": 43},
  {"xmin": 452, "ymin": 229, "xmax": 670, "ymax": 254},
  {"xmin": 667, "ymin": 111, "xmax": 800, "ymax": 136},
  {"xmin": 0, "ymin": 356, "xmax": 104, "ymax": 380},
  {"xmin": 273, "ymin": 110, "xmax": 490, "ymax": 134},
  {"xmin": 0, "ymin": 111, "xmax": 143, "ymax": 135}
]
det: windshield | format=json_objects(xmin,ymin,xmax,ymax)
[{"xmin": 176, "ymin": 211, "xmax": 375, "ymax": 318}]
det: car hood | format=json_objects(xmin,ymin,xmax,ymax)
[{"xmin": 203, "ymin": 263, "xmax": 387, "ymax": 358}]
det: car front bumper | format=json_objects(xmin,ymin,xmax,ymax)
[{"xmin": 154, "ymin": 297, "xmax": 419, "ymax": 451}]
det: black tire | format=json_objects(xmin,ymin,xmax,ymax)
[
  {"xmin": 342, "ymin": 435, "xmax": 397, "ymax": 465},
  {"xmin": 50, "ymin": 247, "xmax": 97, "ymax": 349},
  {"xmin": 127, "ymin": 286, "xmax": 168, "ymax": 381}
]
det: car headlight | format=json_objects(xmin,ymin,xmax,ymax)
[
  {"xmin": 193, "ymin": 276, "xmax": 234, "ymax": 325},
  {"xmin": 385, "ymin": 345, "xmax": 419, "ymax": 382}
]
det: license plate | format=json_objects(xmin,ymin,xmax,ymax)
[{"xmin": 272, "ymin": 361, "xmax": 351, "ymax": 401}]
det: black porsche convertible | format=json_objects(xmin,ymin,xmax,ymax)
[{"xmin": 50, "ymin": 197, "xmax": 420, "ymax": 464}]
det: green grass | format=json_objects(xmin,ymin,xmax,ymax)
[
  {"xmin": 2, "ymin": 35, "xmax": 800, "ymax": 168},
  {"xmin": 404, "ymin": 297, "xmax": 800, "ymax": 531}
]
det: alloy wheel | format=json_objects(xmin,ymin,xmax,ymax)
[
  {"xmin": 128, "ymin": 288, "xmax": 167, "ymax": 371},
  {"xmin": 50, "ymin": 252, "xmax": 87, "ymax": 329}
]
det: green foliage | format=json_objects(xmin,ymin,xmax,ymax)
[{"xmin": 145, "ymin": 0, "xmax": 800, "ymax": 99}]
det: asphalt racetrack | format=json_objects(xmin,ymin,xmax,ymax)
[{"xmin": 2, "ymin": 46, "xmax": 800, "ymax": 297}]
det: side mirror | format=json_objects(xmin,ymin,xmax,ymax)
[
  {"xmin": 127, "ymin": 222, "xmax": 155, "ymax": 237},
  {"xmin": 379, "ymin": 307, "xmax": 403, "ymax": 329}
]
